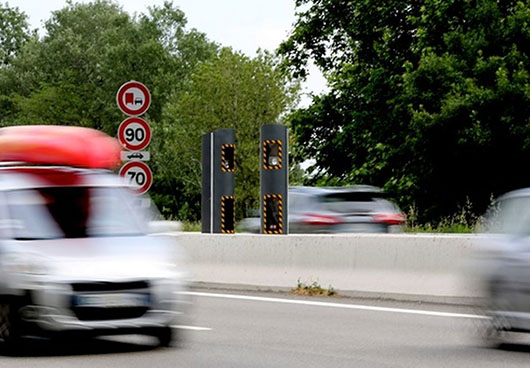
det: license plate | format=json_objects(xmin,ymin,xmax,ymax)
[{"xmin": 73, "ymin": 293, "xmax": 151, "ymax": 308}]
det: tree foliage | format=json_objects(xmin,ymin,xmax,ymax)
[
  {"xmin": 280, "ymin": 0, "xmax": 530, "ymax": 221},
  {"xmin": 0, "ymin": 1, "xmax": 299, "ymax": 221},
  {"xmin": 154, "ymin": 48, "xmax": 299, "ymax": 219},
  {"xmin": 0, "ymin": 0, "xmax": 217, "ymax": 131},
  {"xmin": 0, "ymin": 1, "xmax": 221, "ymax": 219},
  {"xmin": 0, "ymin": 2, "xmax": 30, "ymax": 66}
]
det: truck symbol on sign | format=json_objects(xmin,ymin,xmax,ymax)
[
  {"xmin": 125, "ymin": 92, "xmax": 134, "ymax": 105},
  {"xmin": 125, "ymin": 93, "xmax": 143, "ymax": 106}
]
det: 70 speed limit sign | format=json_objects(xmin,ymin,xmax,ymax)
[
  {"xmin": 118, "ymin": 117, "xmax": 151, "ymax": 151},
  {"xmin": 119, "ymin": 161, "xmax": 153, "ymax": 195}
]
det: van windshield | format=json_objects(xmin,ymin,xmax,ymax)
[{"xmin": 5, "ymin": 187, "xmax": 148, "ymax": 239}]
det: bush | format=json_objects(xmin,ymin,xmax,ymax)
[{"xmin": 405, "ymin": 197, "xmax": 484, "ymax": 233}]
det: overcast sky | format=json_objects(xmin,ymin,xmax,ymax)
[{"xmin": 7, "ymin": 0, "xmax": 327, "ymax": 103}]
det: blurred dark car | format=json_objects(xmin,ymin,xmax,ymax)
[
  {"xmin": 239, "ymin": 185, "xmax": 405, "ymax": 234},
  {"xmin": 474, "ymin": 188, "xmax": 530, "ymax": 345}
]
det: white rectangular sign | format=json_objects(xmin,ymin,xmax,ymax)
[{"xmin": 121, "ymin": 151, "xmax": 150, "ymax": 161}]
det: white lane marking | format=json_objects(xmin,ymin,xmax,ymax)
[
  {"xmin": 172, "ymin": 325, "xmax": 212, "ymax": 331},
  {"xmin": 181, "ymin": 291, "xmax": 488, "ymax": 320}
]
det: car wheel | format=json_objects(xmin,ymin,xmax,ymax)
[
  {"xmin": 0, "ymin": 299, "xmax": 22, "ymax": 352},
  {"xmin": 154, "ymin": 326, "xmax": 173, "ymax": 347},
  {"xmin": 479, "ymin": 279, "xmax": 512, "ymax": 348},
  {"xmin": 478, "ymin": 315, "xmax": 509, "ymax": 348}
]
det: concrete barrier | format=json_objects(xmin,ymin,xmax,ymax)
[{"xmin": 173, "ymin": 233, "xmax": 485, "ymax": 304}]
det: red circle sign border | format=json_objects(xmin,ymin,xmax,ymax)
[
  {"xmin": 119, "ymin": 161, "xmax": 153, "ymax": 195},
  {"xmin": 116, "ymin": 80, "xmax": 151, "ymax": 116},
  {"xmin": 118, "ymin": 117, "xmax": 152, "ymax": 151}
]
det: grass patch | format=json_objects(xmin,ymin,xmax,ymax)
[
  {"xmin": 181, "ymin": 221, "xmax": 202, "ymax": 232},
  {"xmin": 405, "ymin": 222, "xmax": 475, "ymax": 233},
  {"xmin": 181, "ymin": 221, "xmax": 247, "ymax": 232},
  {"xmin": 404, "ymin": 197, "xmax": 486, "ymax": 233},
  {"xmin": 291, "ymin": 278, "xmax": 337, "ymax": 296}
]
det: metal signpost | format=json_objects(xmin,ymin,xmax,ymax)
[
  {"xmin": 116, "ymin": 81, "xmax": 153, "ymax": 195},
  {"xmin": 201, "ymin": 129, "xmax": 236, "ymax": 234}
]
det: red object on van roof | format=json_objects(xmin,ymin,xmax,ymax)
[{"xmin": 0, "ymin": 125, "xmax": 121, "ymax": 169}]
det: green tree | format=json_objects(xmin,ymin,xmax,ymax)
[
  {"xmin": 280, "ymin": 0, "xmax": 421, "ymax": 205},
  {"xmin": 1, "ymin": 0, "xmax": 217, "ymax": 133},
  {"xmin": 0, "ymin": 2, "xmax": 31, "ymax": 124},
  {"xmin": 0, "ymin": 2, "xmax": 30, "ymax": 66},
  {"xmin": 280, "ymin": 0, "xmax": 530, "ymax": 222},
  {"xmin": 0, "ymin": 0, "xmax": 220, "ymax": 219},
  {"xmin": 153, "ymin": 48, "xmax": 299, "ymax": 220},
  {"xmin": 402, "ymin": 0, "xmax": 530, "ymax": 219}
]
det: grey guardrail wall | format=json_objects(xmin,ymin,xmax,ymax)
[{"xmin": 172, "ymin": 233, "xmax": 485, "ymax": 304}]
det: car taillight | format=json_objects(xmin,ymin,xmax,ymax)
[
  {"xmin": 372, "ymin": 213, "xmax": 405, "ymax": 225},
  {"xmin": 302, "ymin": 214, "xmax": 343, "ymax": 226}
]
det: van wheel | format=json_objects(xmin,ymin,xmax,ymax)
[
  {"xmin": 0, "ymin": 299, "xmax": 22, "ymax": 351},
  {"xmin": 155, "ymin": 326, "xmax": 173, "ymax": 347}
]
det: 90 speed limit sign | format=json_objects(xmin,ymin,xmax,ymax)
[
  {"xmin": 119, "ymin": 161, "xmax": 153, "ymax": 195},
  {"xmin": 118, "ymin": 117, "xmax": 151, "ymax": 151}
]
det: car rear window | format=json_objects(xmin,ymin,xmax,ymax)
[
  {"xmin": 5, "ymin": 186, "xmax": 147, "ymax": 240},
  {"xmin": 319, "ymin": 192, "xmax": 391, "ymax": 214}
]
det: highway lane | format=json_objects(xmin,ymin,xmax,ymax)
[{"xmin": 2, "ymin": 290, "xmax": 530, "ymax": 367}]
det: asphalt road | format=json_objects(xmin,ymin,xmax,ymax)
[{"xmin": 2, "ymin": 290, "xmax": 530, "ymax": 367}]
